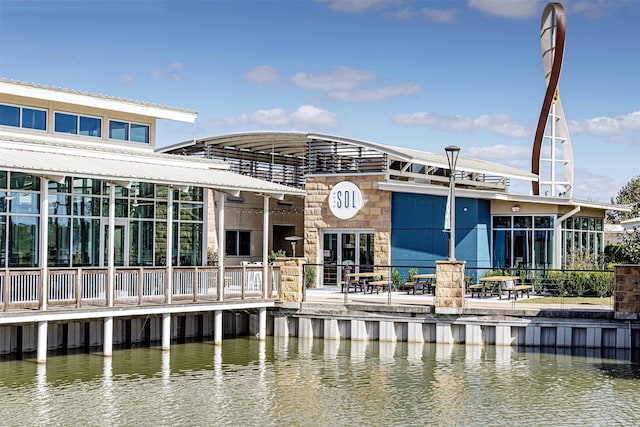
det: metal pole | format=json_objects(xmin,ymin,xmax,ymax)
[{"xmin": 445, "ymin": 145, "xmax": 460, "ymax": 261}]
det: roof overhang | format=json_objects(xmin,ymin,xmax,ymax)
[
  {"xmin": 377, "ymin": 181, "xmax": 630, "ymax": 212},
  {"xmin": 0, "ymin": 78, "xmax": 197, "ymax": 123},
  {"xmin": 0, "ymin": 135, "xmax": 304, "ymax": 197}
]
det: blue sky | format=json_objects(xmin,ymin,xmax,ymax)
[{"xmin": 0, "ymin": 0, "xmax": 638, "ymax": 202}]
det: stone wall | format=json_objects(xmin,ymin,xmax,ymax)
[
  {"xmin": 435, "ymin": 260, "xmax": 465, "ymax": 314},
  {"xmin": 614, "ymin": 264, "xmax": 640, "ymax": 319},
  {"xmin": 304, "ymin": 175, "xmax": 391, "ymax": 267},
  {"xmin": 277, "ymin": 257, "xmax": 305, "ymax": 303}
]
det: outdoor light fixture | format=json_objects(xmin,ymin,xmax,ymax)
[
  {"xmin": 512, "ymin": 205, "xmax": 521, "ymax": 213},
  {"xmin": 444, "ymin": 145, "xmax": 461, "ymax": 261}
]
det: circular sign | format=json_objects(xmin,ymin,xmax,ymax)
[{"xmin": 329, "ymin": 181, "xmax": 363, "ymax": 219}]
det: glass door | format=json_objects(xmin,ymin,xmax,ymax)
[
  {"xmin": 100, "ymin": 219, "xmax": 129, "ymax": 267},
  {"xmin": 321, "ymin": 230, "xmax": 374, "ymax": 286}
]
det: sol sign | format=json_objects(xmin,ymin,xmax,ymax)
[{"xmin": 329, "ymin": 181, "xmax": 362, "ymax": 219}]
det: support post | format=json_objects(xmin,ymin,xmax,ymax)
[
  {"xmin": 104, "ymin": 316, "xmax": 113, "ymax": 357},
  {"xmin": 262, "ymin": 195, "xmax": 270, "ymax": 298},
  {"xmin": 214, "ymin": 310, "xmax": 223, "ymax": 345},
  {"xmin": 37, "ymin": 320, "xmax": 48, "ymax": 364},
  {"xmin": 217, "ymin": 192, "xmax": 225, "ymax": 302},
  {"xmin": 258, "ymin": 307, "xmax": 267, "ymax": 341},
  {"xmin": 40, "ymin": 179, "xmax": 49, "ymax": 311},
  {"xmin": 166, "ymin": 189, "xmax": 174, "ymax": 304},
  {"xmin": 162, "ymin": 312, "xmax": 171, "ymax": 351}
]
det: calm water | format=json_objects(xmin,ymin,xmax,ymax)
[{"xmin": 1, "ymin": 339, "xmax": 640, "ymax": 426}]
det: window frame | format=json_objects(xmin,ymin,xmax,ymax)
[
  {"xmin": 108, "ymin": 119, "xmax": 150, "ymax": 144},
  {"xmin": 54, "ymin": 111, "xmax": 102, "ymax": 138},
  {"xmin": 0, "ymin": 103, "xmax": 47, "ymax": 131}
]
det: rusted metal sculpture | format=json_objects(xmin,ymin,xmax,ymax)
[{"xmin": 532, "ymin": 2, "xmax": 573, "ymax": 197}]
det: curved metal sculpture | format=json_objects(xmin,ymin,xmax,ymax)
[{"xmin": 532, "ymin": 2, "xmax": 573, "ymax": 197}]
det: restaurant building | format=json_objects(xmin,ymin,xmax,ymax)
[{"xmin": 161, "ymin": 132, "xmax": 623, "ymax": 286}]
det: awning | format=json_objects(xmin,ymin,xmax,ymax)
[{"xmin": 0, "ymin": 135, "xmax": 305, "ymax": 198}]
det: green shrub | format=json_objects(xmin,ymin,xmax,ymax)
[
  {"xmin": 391, "ymin": 269, "xmax": 402, "ymax": 291},
  {"xmin": 406, "ymin": 267, "xmax": 419, "ymax": 283},
  {"xmin": 305, "ymin": 263, "xmax": 316, "ymax": 288}
]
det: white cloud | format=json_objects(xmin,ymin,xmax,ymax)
[
  {"xmin": 121, "ymin": 74, "xmax": 135, "ymax": 85},
  {"xmin": 467, "ymin": 144, "xmax": 531, "ymax": 163},
  {"xmin": 572, "ymin": 167, "xmax": 626, "ymax": 202},
  {"xmin": 329, "ymin": 82, "xmax": 421, "ymax": 102},
  {"xmin": 569, "ymin": 111, "xmax": 640, "ymax": 140},
  {"xmin": 421, "ymin": 7, "xmax": 457, "ymax": 23},
  {"xmin": 150, "ymin": 70, "xmax": 165, "ymax": 80},
  {"xmin": 245, "ymin": 65, "xmax": 282, "ymax": 83},
  {"xmin": 250, "ymin": 108, "xmax": 290, "ymax": 127},
  {"xmin": 393, "ymin": 112, "xmax": 529, "ymax": 138},
  {"xmin": 293, "ymin": 66, "xmax": 420, "ymax": 102},
  {"xmin": 150, "ymin": 61, "xmax": 184, "ymax": 81},
  {"xmin": 206, "ymin": 105, "xmax": 338, "ymax": 130},
  {"xmin": 201, "ymin": 115, "xmax": 249, "ymax": 127},
  {"xmin": 315, "ymin": 0, "xmax": 400, "ymax": 13},
  {"xmin": 468, "ymin": 0, "xmax": 543, "ymax": 19},
  {"xmin": 290, "ymin": 105, "xmax": 338, "ymax": 127},
  {"xmin": 293, "ymin": 66, "xmax": 376, "ymax": 91}
]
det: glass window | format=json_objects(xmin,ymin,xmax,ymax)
[
  {"xmin": 0, "ymin": 171, "xmax": 6, "ymax": 189},
  {"xmin": 225, "ymin": 230, "xmax": 251, "ymax": 257},
  {"xmin": 9, "ymin": 216, "xmax": 38, "ymax": 267},
  {"xmin": 10, "ymin": 173, "xmax": 40, "ymax": 191},
  {"xmin": 130, "ymin": 123, "xmax": 149, "ymax": 143},
  {"xmin": 9, "ymin": 192, "xmax": 39, "ymax": 214},
  {"xmin": 0, "ymin": 217, "xmax": 5, "ymax": 268},
  {"xmin": 535, "ymin": 216, "xmax": 553, "ymax": 229},
  {"xmin": 109, "ymin": 120, "xmax": 129, "ymax": 141},
  {"xmin": 73, "ymin": 196, "xmax": 100, "ymax": 216},
  {"xmin": 72, "ymin": 218, "xmax": 100, "ymax": 266},
  {"xmin": 48, "ymin": 217, "xmax": 71, "ymax": 266},
  {"xmin": 492, "ymin": 229, "xmax": 511, "ymax": 269},
  {"xmin": 55, "ymin": 112, "xmax": 78, "ymax": 134},
  {"xmin": 493, "ymin": 216, "xmax": 511, "ymax": 229},
  {"xmin": 0, "ymin": 191, "xmax": 6, "ymax": 213},
  {"xmin": 79, "ymin": 116, "xmax": 101, "ymax": 137},
  {"xmin": 49, "ymin": 195, "xmax": 70, "ymax": 215},
  {"xmin": 22, "ymin": 108, "xmax": 46, "ymax": 130},
  {"xmin": 0, "ymin": 104, "xmax": 19, "ymax": 127},
  {"xmin": 514, "ymin": 216, "xmax": 532, "ymax": 228}
]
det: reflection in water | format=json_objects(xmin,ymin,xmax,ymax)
[{"xmin": 0, "ymin": 340, "xmax": 639, "ymax": 426}]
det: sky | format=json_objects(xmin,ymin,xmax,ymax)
[{"xmin": 0, "ymin": 0, "xmax": 638, "ymax": 203}]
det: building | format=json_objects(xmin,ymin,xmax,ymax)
[{"xmin": 161, "ymin": 132, "xmax": 627, "ymax": 285}]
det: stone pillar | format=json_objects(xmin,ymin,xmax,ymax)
[
  {"xmin": 276, "ymin": 257, "xmax": 306, "ymax": 303},
  {"xmin": 435, "ymin": 260, "xmax": 465, "ymax": 314},
  {"xmin": 614, "ymin": 265, "xmax": 640, "ymax": 319}
]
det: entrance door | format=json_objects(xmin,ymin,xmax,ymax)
[
  {"xmin": 100, "ymin": 219, "xmax": 129, "ymax": 267},
  {"xmin": 321, "ymin": 230, "xmax": 374, "ymax": 286}
]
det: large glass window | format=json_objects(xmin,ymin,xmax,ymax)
[
  {"xmin": 48, "ymin": 217, "xmax": 71, "ymax": 266},
  {"xmin": 54, "ymin": 112, "xmax": 78, "ymax": 134},
  {"xmin": 0, "ymin": 104, "xmax": 19, "ymax": 127},
  {"xmin": 560, "ymin": 216, "xmax": 605, "ymax": 268},
  {"xmin": 55, "ymin": 112, "xmax": 101, "ymax": 137},
  {"xmin": 492, "ymin": 215, "xmax": 554, "ymax": 270}
]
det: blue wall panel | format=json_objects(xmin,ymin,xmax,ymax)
[{"xmin": 391, "ymin": 193, "xmax": 491, "ymax": 273}]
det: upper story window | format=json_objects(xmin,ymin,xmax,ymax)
[
  {"xmin": 0, "ymin": 104, "xmax": 47, "ymax": 131},
  {"xmin": 54, "ymin": 112, "xmax": 101, "ymax": 137},
  {"xmin": 109, "ymin": 120, "xmax": 149, "ymax": 144}
]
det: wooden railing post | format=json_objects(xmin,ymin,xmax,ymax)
[
  {"xmin": 193, "ymin": 267, "xmax": 198, "ymax": 302},
  {"xmin": 76, "ymin": 268, "xmax": 82, "ymax": 308},
  {"xmin": 138, "ymin": 267, "xmax": 144, "ymax": 306}
]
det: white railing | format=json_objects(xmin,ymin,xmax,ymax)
[{"xmin": 0, "ymin": 265, "xmax": 279, "ymax": 312}]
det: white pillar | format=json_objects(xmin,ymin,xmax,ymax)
[
  {"xmin": 258, "ymin": 307, "xmax": 266, "ymax": 341},
  {"xmin": 217, "ymin": 192, "xmax": 225, "ymax": 302},
  {"xmin": 107, "ymin": 184, "xmax": 116, "ymax": 307},
  {"xmin": 436, "ymin": 323, "xmax": 454, "ymax": 344},
  {"xmin": 380, "ymin": 320, "xmax": 397, "ymax": 342},
  {"xmin": 166, "ymin": 189, "xmax": 173, "ymax": 304},
  {"xmin": 37, "ymin": 321, "xmax": 48, "ymax": 364},
  {"xmin": 351, "ymin": 319, "xmax": 367, "ymax": 341},
  {"xmin": 495, "ymin": 325, "xmax": 512, "ymax": 346},
  {"xmin": 214, "ymin": 310, "xmax": 223, "ymax": 345},
  {"xmin": 162, "ymin": 312, "xmax": 171, "ymax": 351},
  {"xmin": 465, "ymin": 324, "xmax": 483, "ymax": 345},
  {"xmin": 324, "ymin": 319, "xmax": 340, "ymax": 340},
  {"xmin": 40, "ymin": 179, "xmax": 49, "ymax": 311},
  {"xmin": 274, "ymin": 316, "xmax": 289, "ymax": 337},
  {"xmin": 298, "ymin": 318, "xmax": 313, "ymax": 339},
  {"xmin": 104, "ymin": 316, "xmax": 113, "ymax": 357},
  {"xmin": 262, "ymin": 195, "xmax": 269, "ymax": 298}
]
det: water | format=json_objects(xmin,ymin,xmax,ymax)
[{"xmin": 1, "ymin": 339, "xmax": 640, "ymax": 426}]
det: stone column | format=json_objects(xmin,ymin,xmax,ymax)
[
  {"xmin": 435, "ymin": 260, "xmax": 465, "ymax": 314},
  {"xmin": 277, "ymin": 257, "xmax": 306, "ymax": 303},
  {"xmin": 614, "ymin": 264, "xmax": 640, "ymax": 319}
]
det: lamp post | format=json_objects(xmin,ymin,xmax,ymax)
[{"xmin": 445, "ymin": 145, "xmax": 461, "ymax": 261}]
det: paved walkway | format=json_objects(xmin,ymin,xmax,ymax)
[{"xmin": 303, "ymin": 286, "xmax": 614, "ymax": 313}]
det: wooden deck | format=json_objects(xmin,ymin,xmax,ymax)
[{"xmin": 0, "ymin": 265, "xmax": 280, "ymax": 314}]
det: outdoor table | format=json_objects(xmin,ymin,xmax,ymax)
[
  {"xmin": 414, "ymin": 273, "xmax": 436, "ymax": 295},
  {"xmin": 343, "ymin": 272, "xmax": 379, "ymax": 293},
  {"xmin": 478, "ymin": 276, "xmax": 521, "ymax": 300}
]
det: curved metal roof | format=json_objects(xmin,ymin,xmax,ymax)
[{"xmin": 160, "ymin": 131, "xmax": 537, "ymax": 182}]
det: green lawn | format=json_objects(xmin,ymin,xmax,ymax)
[{"xmin": 515, "ymin": 296, "xmax": 613, "ymax": 305}]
